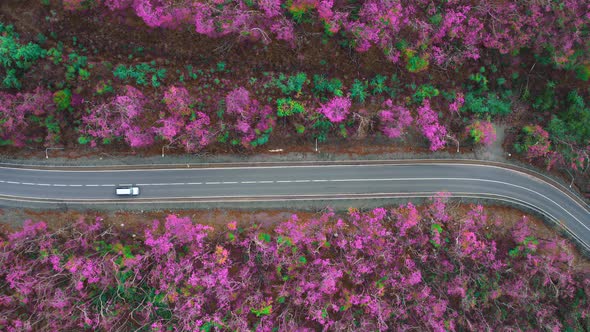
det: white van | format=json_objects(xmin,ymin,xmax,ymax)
[{"xmin": 115, "ymin": 184, "xmax": 140, "ymax": 196}]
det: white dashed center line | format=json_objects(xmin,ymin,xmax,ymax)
[{"xmin": 0, "ymin": 179, "xmax": 326, "ymax": 187}]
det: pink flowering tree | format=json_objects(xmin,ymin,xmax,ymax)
[
  {"xmin": 317, "ymin": 96, "xmax": 351, "ymax": 123},
  {"xmin": 2, "ymin": 199, "xmax": 588, "ymax": 330},
  {"xmin": 0, "ymin": 87, "xmax": 56, "ymax": 147},
  {"xmin": 378, "ymin": 99, "xmax": 413, "ymax": 139},
  {"xmin": 416, "ymin": 99, "xmax": 447, "ymax": 151},
  {"xmin": 449, "ymin": 92, "xmax": 465, "ymax": 114},
  {"xmin": 61, "ymin": 0, "xmax": 589, "ymax": 70},
  {"xmin": 224, "ymin": 87, "xmax": 275, "ymax": 148},
  {"xmin": 514, "ymin": 124, "xmax": 552, "ymax": 160},
  {"xmin": 155, "ymin": 86, "xmax": 213, "ymax": 152},
  {"xmin": 78, "ymin": 85, "xmax": 154, "ymax": 148},
  {"xmin": 467, "ymin": 120, "xmax": 497, "ymax": 146}
]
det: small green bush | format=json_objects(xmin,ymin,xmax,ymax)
[
  {"xmin": 405, "ymin": 52, "xmax": 429, "ymax": 73},
  {"xmin": 463, "ymin": 92, "xmax": 511, "ymax": 116},
  {"xmin": 53, "ymin": 89, "xmax": 72, "ymax": 112},
  {"xmin": 312, "ymin": 75, "xmax": 342, "ymax": 99},
  {"xmin": 413, "ymin": 84, "xmax": 439, "ymax": 104},
  {"xmin": 350, "ymin": 79, "xmax": 368, "ymax": 103},
  {"xmin": 273, "ymin": 72, "xmax": 307, "ymax": 96},
  {"xmin": 113, "ymin": 62, "xmax": 166, "ymax": 87},
  {"xmin": 369, "ymin": 74, "xmax": 388, "ymax": 95},
  {"xmin": 276, "ymin": 98, "xmax": 305, "ymax": 117},
  {"xmin": 65, "ymin": 52, "xmax": 89, "ymax": 81}
]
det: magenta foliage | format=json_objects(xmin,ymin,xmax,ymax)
[
  {"xmin": 225, "ymin": 87, "xmax": 275, "ymax": 147},
  {"xmin": 378, "ymin": 99, "xmax": 413, "ymax": 139},
  {"xmin": 157, "ymin": 86, "xmax": 212, "ymax": 152},
  {"xmin": 525, "ymin": 125, "xmax": 552, "ymax": 160},
  {"xmin": 318, "ymin": 96, "xmax": 351, "ymax": 123},
  {"xmin": 467, "ymin": 120, "xmax": 497, "ymax": 146},
  {"xmin": 416, "ymin": 99, "xmax": 447, "ymax": 151},
  {"xmin": 2, "ymin": 198, "xmax": 588, "ymax": 330},
  {"xmin": 80, "ymin": 85, "xmax": 154, "ymax": 148},
  {"xmin": 65, "ymin": 0, "xmax": 590, "ymax": 67},
  {"xmin": 162, "ymin": 86, "xmax": 192, "ymax": 116},
  {"xmin": 0, "ymin": 87, "xmax": 55, "ymax": 147},
  {"xmin": 449, "ymin": 92, "xmax": 465, "ymax": 114}
]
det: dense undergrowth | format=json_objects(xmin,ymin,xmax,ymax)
[{"xmin": 1, "ymin": 196, "xmax": 589, "ymax": 331}]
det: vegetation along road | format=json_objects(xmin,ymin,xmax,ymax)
[{"xmin": 0, "ymin": 160, "xmax": 588, "ymax": 251}]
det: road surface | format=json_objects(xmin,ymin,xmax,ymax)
[{"xmin": 0, "ymin": 160, "xmax": 588, "ymax": 251}]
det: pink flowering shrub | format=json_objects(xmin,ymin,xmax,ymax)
[
  {"xmin": 467, "ymin": 120, "xmax": 497, "ymax": 146},
  {"xmin": 156, "ymin": 86, "xmax": 212, "ymax": 152},
  {"xmin": 515, "ymin": 125, "xmax": 552, "ymax": 160},
  {"xmin": 0, "ymin": 87, "xmax": 55, "ymax": 147},
  {"xmin": 378, "ymin": 99, "xmax": 413, "ymax": 139},
  {"xmin": 224, "ymin": 87, "xmax": 275, "ymax": 147},
  {"xmin": 317, "ymin": 96, "xmax": 351, "ymax": 123},
  {"xmin": 162, "ymin": 86, "xmax": 191, "ymax": 116},
  {"xmin": 1, "ymin": 198, "xmax": 588, "ymax": 331},
  {"xmin": 416, "ymin": 99, "xmax": 447, "ymax": 151},
  {"xmin": 79, "ymin": 85, "xmax": 154, "ymax": 148},
  {"xmin": 449, "ymin": 92, "xmax": 465, "ymax": 114}
]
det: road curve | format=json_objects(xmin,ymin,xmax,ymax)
[{"xmin": 0, "ymin": 160, "xmax": 589, "ymax": 251}]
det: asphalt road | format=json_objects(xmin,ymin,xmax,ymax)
[{"xmin": 0, "ymin": 161, "xmax": 589, "ymax": 251}]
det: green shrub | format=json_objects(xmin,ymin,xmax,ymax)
[
  {"xmin": 78, "ymin": 136, "xmax": 91, "ymax": 145},
  {"xmin": 47, "ymin": 47, "xmax": 63, "ymax": 65},
  {"xmin": 53, "ymin": 89, "xmax": 72, "ymax": 112},
  {"xmin": 0, "ymin": 23, "xmax": 47, "ymax": 89},
  {"xmin": 312, "ymin": 74, "xmax": 343, "ymax": 99},
  {"xmin": 404, "ymin": 50, "xmax": 429, "ymax": 73},
  {"xmin": 413, "ymin": 84, "xmax": 439, "ymax": 104},
  {"xmin": 312, "ymin": 119, "xmax": 333, "ymax": 142},
  {"xmin": 276, "ymin": 98, "xmax": 305, "ymax": 117},
  {"xmin": 113, "ymin": 62, "xmax": 166, "ymax": 87},
  {"xmin": 44, "ymin": 115, "xmax": 60, "ymax": 143},
  {"xmin": 95, "ymin": 80, "xmax": 114, "ymax": 95},
  {"xmin": 272, "ymin": 72, "xmax": 307, "ymax": 96},
  {"xmin": 463, "ymin": 92, "xmax": 511, "ymax": 116},
  {"xmin": 350, "ymin": 79, "xmax": 368, "ymax": 103},
  {"xmin": 251, "ymin": 128, "xmax": 272, "ymax": 147},
  {"xmin": 369, "ymin": 74, "xmax": 388, "ymax": 95},
  {"xmin": 532, "ymin": 81, "xmax": 557, "ymax": 112},
  {"xmin": 65, "ymin": 52, "xmax": 89, "ymax": 81},
  {"xmin": 574, "ymin": 64, "xmax": 590, "ymax": 81},
  {"xmin": 294, "ymin": 123, "xmax": 305, "ymax": 134}
]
